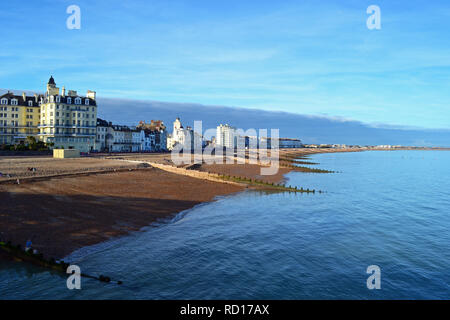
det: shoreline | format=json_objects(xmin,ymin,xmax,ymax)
[
  {"xmin": 0, "ymin": 167, "xmax": 244, "ymax": 260},
  {"xmin": 1, "ymin": 147, "xmax": 443, "ymax": 263}
]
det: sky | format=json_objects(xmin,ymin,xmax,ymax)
[{"xmin": 1, "ymin": 0, "xmax": 449, "ymax": 132}]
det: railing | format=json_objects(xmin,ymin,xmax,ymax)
[
  {"xmin": 38, "ymin": 133, "xmax": 96, "ymax": 137},
  {"xmin": 38, "ymin": 124, "xmax": 96, "ymax": 128}
]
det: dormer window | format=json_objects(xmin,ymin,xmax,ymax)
[
  {"xmin": 75, "ymin": 97, "xmax": 81, "ymax": 105},
  {"xmin": 1, "ymin": 98, "xmax": 7, "ymax": 105},
  {"xmin": 67, "ymin": 97, "xmax": 72, "ymax": 104},
  {"xmin": 11, "ymin": 99, "xmax": 18, "ymax": 106},
  {"xmin": 28, "ymin": 100, "xmax": 33, "ymax": 107},
  {"xmin": 56, "ymin": 96, "xmax": 61, "ymax": 103},
  {"xmin": 85, "ymin": 99, "xmax": 90, "ymax": 105}
]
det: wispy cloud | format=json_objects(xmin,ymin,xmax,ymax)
[{"xmin": 1, "ymin": 0, "xmax": 450, "ymax": 129}]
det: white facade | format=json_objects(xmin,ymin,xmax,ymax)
[
  {"xmin": 216, "ymin": 124, "xmax": 236, "ymax": 149},
  {"xmin": 168, "ymin": 118, "xmax": 201, "ymax": 151},
  {"xmin": 39, "ymin": 77, "xmax": 97, "ymax": 152},
  {"xmin": 143, "ymin": 132, "xmax": 155, "ymax": 151},
  {"xmin": 132, "ymin": 130, "xmax": 144, "ymax": 152}
]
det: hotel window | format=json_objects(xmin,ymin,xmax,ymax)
[
  {"xmin": 75, "ymin": 98, "xmax": 81, "ymax": 105},
  {"xmin": 0, "ymin": 99, "xmax": 6, "ymax": 105},
  {"xmin": 56, "ymin": 96, "xmax": 60, "ymax": 103},
  {"xmin": 85, "ymin": 99, "xmax": 89, "ymax": 105},
  {"xmin": 28, "ymin": 101, "xmax": 33, "ymax": 107},
  {"xmin": 11, "ymin": 99, "xmax": 18, "ymax": 105},
  {"xmin": 67, "ymin": 97, "xmax": 72, "ymax": 104}
]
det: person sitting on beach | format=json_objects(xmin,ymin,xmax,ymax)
[{"xmin": 25, "ymin": 240, "xmax": 32, "ymax": 252}]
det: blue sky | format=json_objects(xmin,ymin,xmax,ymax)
[{"xmin": 1, "ymin": 0, "xmax": 449, "ymax": 129}]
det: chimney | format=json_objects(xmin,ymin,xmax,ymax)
[
  {"xmin": 34, "ymin": 94, "xmax": 38, "ymax": 103},
  {"xmin": 87, "ymin": 90, "xmax": 96, "ymax": 100},
  {"xmin": 62, "ymin": 86, "xmax": 66, "ymax": 97},
  {"xmin": 22, "ymin": 92, "xmax": 26, "ymax": 101}
]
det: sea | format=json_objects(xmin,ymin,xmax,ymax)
[{"xmin": 1, "ymin": 150, "xmax": 449, "ymax": 299}]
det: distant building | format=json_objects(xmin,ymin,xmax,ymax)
[
  {"xmin": 216, "ymin": 124, "xmax": 237, "ymax": 149},
  {"xmin": 259, "ymin": 137, "xmax": 303, "ymax": 149},
  {"xmin": 95, "ymin": 118, "xmax": 113, "ymax": 152},
  {"xmin": 136, "ymin": 120, "xmax": 167, "ymax": 151},
  {"xmin": 168, "ymin": 117, "xmax": 201, "ymax": 151}
]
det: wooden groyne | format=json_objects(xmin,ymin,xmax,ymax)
[{"xmin": 123, "ymin": 160, "xmax": 320, "ymax": 194}]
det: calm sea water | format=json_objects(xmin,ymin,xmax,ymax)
[{"xmin": 1, "ymin": 150, "xmax": 449, "ymax": 299}]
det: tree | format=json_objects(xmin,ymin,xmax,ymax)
[{"xmin": 26, "ymin": 136, "xmax": 38, "ymax": 150}]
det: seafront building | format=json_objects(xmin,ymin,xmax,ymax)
[
  {"xmin": 0, "ymin": 92, "xmax": 42, "ymax": 145},
  {"xmin": 167, "ymin": 117, "xmax": 202, "ymax": 151},
  {"xmin": 40, "ymin": 76, "xmax": 97, "ymax": 152},
  {"xmin": 260, "ymin": 137, "xmax": 304, "ymax": 149},
  {"xmin": 0, "ymin": 77, "xmax": 97, "ymax": 152},
  {"xmin": 95, "ymin": 118, "xmax": 113, "ymax": 151},
  {"xmin": 136, "ymin": 120, "xmax": 167, "ymax": 151},
  {"xmin": 94, "ymin": 118, "xmax": 167, "ymax": 152},
  {"xmin": 216, "ymin": 124, "xmax": 303, "ymax": 149},
  {"xmin": 216, "ymin": 124, "xmax": 237, "ymax": 149},
  {"xmin": 1, "ymin": 77, "xmax": 305, "ymax": 153}
]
